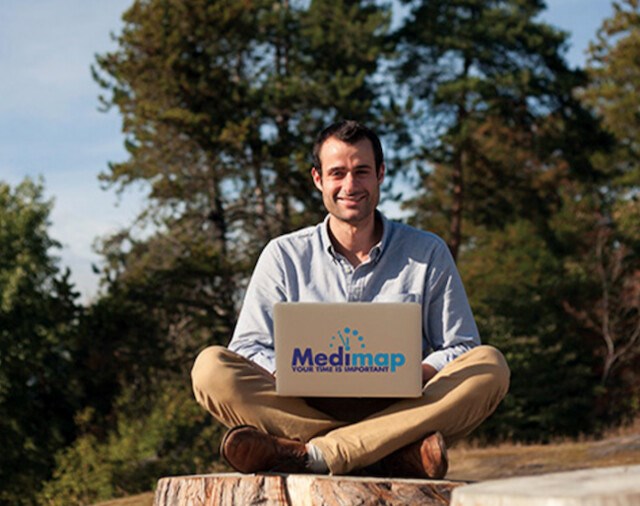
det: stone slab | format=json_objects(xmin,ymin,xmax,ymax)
[
  {"xmin": 154, "ymin": 472, "xmax": 466, "ymax": 505},
  {"xmin": 451, "ymin": 465, "xmax": 640, "ymax": 506}
]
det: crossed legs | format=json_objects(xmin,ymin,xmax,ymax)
[{"xmin": 191, "ymin": 345, "xmax": 509, "ymax": 474}]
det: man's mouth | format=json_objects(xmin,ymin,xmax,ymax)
[{"xmin": 337, "ymin": 194, "xmax": 365, "ymax": 204}]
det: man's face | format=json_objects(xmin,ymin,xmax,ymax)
[{"xmin": 312, "ymin": 136, "xmax": 385, "ymax": 226}]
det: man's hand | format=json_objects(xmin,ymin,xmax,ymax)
[{"xmin": 422, "ymin": 363, "xmax": 437, "ymax": 385}]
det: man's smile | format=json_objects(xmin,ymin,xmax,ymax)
[{"xmin": 337, "ymin": 193, "xmax": 366, "ymax": 203}]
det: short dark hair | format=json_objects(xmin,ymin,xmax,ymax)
[{"xmin": 312, "ymin": 120, "xmax": 384, "ymax": 174}]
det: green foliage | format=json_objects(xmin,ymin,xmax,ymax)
[
  {"xmin": 0, "ymin": 179, "xmax": 80, "ymax": 505},
  {"xmin": 461, "ymin": 221, "xmax": 561, "ymax": 325},
  {"xmin": 460, "ymin": 221, "xmax": 600, "ymax": 440},
  {"xmin": 396, "ymin": 0, "xmax": 604, "ymax": 258},
  {"xmin": 91, "ymin": 0, "xmax": 393, "ymax": 360},
  {"xmin": 582, "ymin": 0, "xmax": 640, "ymax": 187},
  {"xmin": 19, "ymin": 2, "xmax": 640, "ymax": 503},
  {"xmin": 93, "ymin": 0, "xmax": 391, "ymax": 241},
  {"xmin": 397, "ymin": 0, "xmax": 633, "ymax": 440},
  {"xmin": 40, "ymin": 3, "xmax": 393, "ymax": 503},
  {"xmin": 71, "ymin": 289, "xmax": 168, "ymax": 428},
  {"xmin": 552, "ymin": 185, "xmax": 640, "ymax": 414},
  {"xmin": 573, "ymin": 0, "xmax": 640, "ymax": 418},
  {"xmin": 39, "ymin": 383, "xmax": 226, "ymax": 506}
]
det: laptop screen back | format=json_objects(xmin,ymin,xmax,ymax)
[{"xmin": 274, "ymin": 302, "xmax": 422, "ymax": 397}]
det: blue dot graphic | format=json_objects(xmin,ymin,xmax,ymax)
[{"xmin": 344, "ymin": 327, "xmax": 350, "ymax": 333}]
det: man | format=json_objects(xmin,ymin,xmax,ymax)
[{"xmin": 192, "ymin": 120, "xmax": 510, "ymax": 478}]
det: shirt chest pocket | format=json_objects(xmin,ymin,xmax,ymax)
[{"xmin": 371, "ymin": 292, "xmax": 422, "ymax": 304}]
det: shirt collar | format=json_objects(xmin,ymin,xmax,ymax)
[
  {"xmin": 321, "ymin": 214, "xmax": 336, "ymax": 257},
  {"xmin": 321, "ymin": 210, "xmax": 391, "ymax": 263},
  {"xmin": 371, "ymin": 211, "xmax": 390, "ymax": 263}
]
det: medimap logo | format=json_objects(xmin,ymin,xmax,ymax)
[{"xmin": 290, "ymin": 326, "xmax": 407, "ymax": 373}]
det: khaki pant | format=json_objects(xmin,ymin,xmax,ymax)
[{"xmin": 192, "ymin": 345, "xmax": 510, "ymax": 474}]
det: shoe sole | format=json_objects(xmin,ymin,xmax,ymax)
[
  {"xmin": 427, "ymin": 431, "xmax": 448, "ymax": 479},
  {"xmin": 220, "ymin": 424, "xmax": 258, "ymax": 473}
]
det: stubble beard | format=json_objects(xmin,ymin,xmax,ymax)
[{"xmin": 326, "ymin": 191, "xmax": 379, "ymax": 226}]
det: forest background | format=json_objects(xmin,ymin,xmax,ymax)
[{"xmin": 1, "ymin": 0, "xmax": 639, "ymax": 505}]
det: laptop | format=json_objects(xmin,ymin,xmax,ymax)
[{"xmin": 274, "ymin": 302, "xmax": 422, "ymax": 397}]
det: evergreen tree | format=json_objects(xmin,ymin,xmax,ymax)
[
  {"xmin": 581, "ymin": 0, "xmax": 640, "ymax": 188},
  {"xmin": 51, "ymin": 2, "xmax": 394, "ymax": 499},
  {"xmin": 568, "ymin": 0, "xmax": 640, "ymax": 418},
  {"xmin": 395, "ymin": 0, "xmax": 601, "ymax": 259},
  {"xmin": 92, "ymin": 0, "xmax": 392, "ymax": 358},
  {"xmin": 0, "ymin": 179, "xmax": 80, "ymax": 505},
  {"xmin": 460, "ymin": 220, "xmax": 600, "ymax": 440},
  {"xmin": 394, "ymin": 0, "xmax": 613, "ymax": 439}
]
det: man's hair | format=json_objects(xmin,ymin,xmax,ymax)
[{"xmin": 312, "ymin": 120, "xmax": 384, "ymax": 174}]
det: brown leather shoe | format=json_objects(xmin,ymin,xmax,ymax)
[
  {"xmin": 220, "ymin": 425, "xmax": 308, "ymax": 474},
  {"xmin": 381, "ymin": 432, "xmax": 448, "ymax": 479}
]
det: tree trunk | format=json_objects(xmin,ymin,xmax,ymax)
[
  {"xmin": 449, "ymin": 148, "xmax": 464, "ymax": 263},
  {"xmin": 154, "ymin": 473, "xmax": 465, "ymax": 505},
  {"xmin": 448, "ymin": 57, "xmax": 471, "ymax": 263}
]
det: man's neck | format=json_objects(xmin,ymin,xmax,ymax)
[{"xmin": 327, "ymin": 213, "xmax": 382, "ymax": 267}]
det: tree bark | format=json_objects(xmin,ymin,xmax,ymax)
[
  {"xmin": 448, "ymin": 56, "xmax": 471, "ymax": 263},
  {"xmin": 154, "ymin": 473, "xmax": 465, "ymax": 506},
  {"xmin": 449, "ymin": 147, "xmax": 464, "ymax": 263}
]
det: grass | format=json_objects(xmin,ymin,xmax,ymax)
[{"xmin": 448, "ymin": 418, "xmax": 640, "ymax": 481}]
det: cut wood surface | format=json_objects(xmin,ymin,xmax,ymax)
[{"xmin": 154, "ymin": 473, "xmax": 466, "ymax": 506}]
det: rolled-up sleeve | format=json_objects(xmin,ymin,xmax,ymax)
[
  {"xmin": 422, "ymin": 241, "xmax": 480, "ymax": 371},
  {"xmin": 228, "ymin": 241, "xmax": 285, "ymax": 374}
]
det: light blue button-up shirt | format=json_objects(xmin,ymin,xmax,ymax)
[{"xmin": 228, "ymin": 212, "xmax": 480, "ymax": 375}]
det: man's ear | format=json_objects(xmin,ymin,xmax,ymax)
[
  {"xmin": 311, "ymin": 167, "xmax": 323, "ymax": 191},
  {"xmin": 378, "ymin": 163, "xmax": 386, "ymax": 185}
]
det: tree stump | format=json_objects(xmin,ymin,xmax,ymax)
[
  {"xmin": 154, "ymin": 473, "xmax": 466, "ymax": 505},
  {"xmin": 451, "ymin": 465, "xmax": 640, "ymax": 506}
]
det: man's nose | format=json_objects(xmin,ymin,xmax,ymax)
[{"xmin": 343, "ymin": 171, "xmax": 358, "ymax": 192}]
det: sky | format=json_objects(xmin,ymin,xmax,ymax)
[{"xmin": 0, "ymin": 0, "xmax": 616, "ymax": 304}]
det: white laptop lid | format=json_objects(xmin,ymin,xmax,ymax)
[{"xmin": 274, "ymin": 302, "xmax": 422, "ymax": 398}]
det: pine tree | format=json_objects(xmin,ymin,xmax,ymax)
[
  {"xmin": 395, "ymin": 0, "xmax": 600, "ymax": 259},
  {"xmin": 93, "ymin": 0, "xmax": 391, "ymax": 357},
  {"xmin": 395, "ymin": 0, "xmax": 614, "ymax": 438},
  {"xmin": 0, "ymin": 179, "xmax": 80, "ymax": 505},
  {"xmin": 567, "ymin": 0, "xmax": 640, "ymax": 412},
  {"xmin": 581, "ymin": 0, "xmax": 640, "ymax": 188}
]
